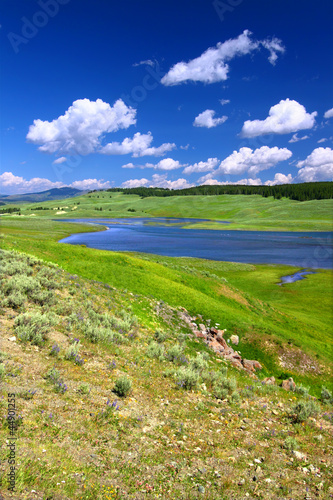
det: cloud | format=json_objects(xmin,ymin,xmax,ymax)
[
  {"xmin": 0, "ymin": 171, "xmax": 63, "ymax": 195},
  {"xmin": 121, "ymin": 174, "xmax": 194, "ymax": 190},
  {"xmin": 183, "ymin": 158, "xmax": 219, "ymax": 175},
  {"xmin": 70, "ymin": 179, "xmax": 111, "ymax": 190},
  {"xmin": 264, "ymin": 173, "xmax": 293, "ymax": 185},
  {"xmin": 0, "ymin": 171, "xmax": 111, "ymax": 195},
  {"xmin": 133, "ymin": 59, "xmax": 155, "ymax": 67},
  {"xmin": 180, "ymin": 144, "xmax": 190, "ymax": 150},
  {"xmin": 317, "ymin": 138, "xmax": 327, "ymax": 143},
  {"xmin": 241, "ymin": 99, "xmax": 317, "ymax": 137},
  {"xmin": 100, "ymin": 132, "xmax": 176, "ymax": 157},
  {"xmin": 296, "ymin": 147, "xmax": 333, "ymax": 182},
  {"xmin": 27, "ymin": 98, "xmax": 136, "ymax": 155},
  {"xmin": 324, "ymin": 107, "xmax": 333, "ymax": 119},
  {"xmin": 52, "ymin": 156, "xmax": 67, "ymax": 164},
  {"xmin": 161, "ymin": 30, "xmax": 284, "ymax": 86},
  {"xmin": 193, "ymin": 110, "xmax": 228, "ymax": 128},
  {"xmin": 288, "ymin": 133, "xmax": 310, "ymax": 143},
  {"xmin": 122, "ymin": 158, "xmax": 184, "ymax": 170},
  {"xmin": 220, "ymin": 99, "xmax": 230, "ymax": 106},
  {"xmin": 216, "ymin": 146, "xmax": 292, "ymax": 177},
  {"xmin": 198, "ymin": 176, "xmax": 262, "ymax": 186}
]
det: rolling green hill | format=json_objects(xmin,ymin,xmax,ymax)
[{"xmin": 1, "ymin": 191, "xmax": 333, "ymax": 231}]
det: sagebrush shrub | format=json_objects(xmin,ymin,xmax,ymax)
[
  {"xmin": 213, "ymin": 376, "xmax": 237, "ymax": 399},
  {"xmin": 146, "ymin": 341, "xmax": 165, "ymax": 360},
  {"xmin": 174, "ymin": 366, "xmax": 199, "ymax": 390},
  {"xmin": 4, "ymin": 291, "xmax": 25, "ymax": 309},
  {"xmin": 291, "ymin": 399, "xmax": 319, "ymax": 423},
  {"xmin": 154, "ymin": 330, "xmax": 167, "ymax": 343},
  {"xmin": 113, "ymin": 376, "xmax": 132, "ymax": 397},
  {"xmin": 321, "ymin": 386, "xmax": 333, "ymax": 404},
  {"xmin": 284, "ymin": 436, "xmax": 299, "ymax": 451},
  {"xmin": 166, "ymin": 344, "xmax": 186, "ymax": 364},
  {"xmin": 189, "ymin": 353, "xmax": 208, "ymax": 372},
  {"xmin": 15, "ymin": 311, "xmax": 56, "ymax": 345}
]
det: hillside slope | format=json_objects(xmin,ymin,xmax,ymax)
[{"xmin": 0, "ymin": 249, "xmax": 332, "ymax": 499}]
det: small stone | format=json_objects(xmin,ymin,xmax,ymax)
[
  {"xmin": 8, "ymin": 336, "xmax": 16, "ymax": 342},
  {"xmin": 265, "ymin": 478, "xmax": 271, "ymax": 483},
  {"xmin": 292, "ymin": 450, "xmax": 307, "ymax": 460},
  {"xmin": 238, "ymin": 479, "xmax": 245, "ymax": 486},
  {"xmin": 255, "ymin": 466, "xmax": 261, "ymax": 473},
  {"xmin": 281, "ymin": 377, "xmax": 296, "ymax": 391},
  {"xmin": 314, "ymin": 434, "xmax": 323, "ymax": 441},
  {"xmin": 198, "ymin": 485, "xmax": 205, "ymax": 493}
]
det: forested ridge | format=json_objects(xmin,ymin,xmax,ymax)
[{"xmin": 106, "ymin": 182, "xmax": 333, "ymax": 201}]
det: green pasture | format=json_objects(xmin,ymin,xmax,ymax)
[
  {"xmin": 1, "ymin": 191, "xmax": 333, "ymax": 231},
  {"xmin": 1, "ymin": 217, "xmax": 332, "ymax": 394}
]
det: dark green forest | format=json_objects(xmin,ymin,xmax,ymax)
[{"xmin": 106, "ymin": 182, "xmax": 333, "ymax": 201}]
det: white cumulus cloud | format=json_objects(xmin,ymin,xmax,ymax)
[
  {"xmin": 264, "ymin": 173, "xmax": 293, "ymax": 185},
  {"xmin": 27, "ymin": 98, "xmax": 136, "ymax": 155},
  {"xmin": 0, "ymin": 171, "xmax": 112, "ymax": 195},
  {"xmin": 216, "ymin": 146, "xmax": 292, "ymax": 177},
  {"xmin": 198, "ymin": 176, "xmax": 262, "ymax": 186},
  {"xmin": 193, "ymin": 110, "xmax": 228, "ymax": 128},
  {"xmin": 121, "ymin": 174, "xmax": 193, "ymax": 190},
  {"xmin": 52, "ymin": 156, "xmax": 67, "ymax": 165},
  {"xmin": 183, "ymin": 158, "xmax": 219, "ymax": 175},
  {"xmin": 70, "ymin": 179, "xmax": 111, "ymax": 190},
  {"xmin": 220, "ymin": 99, "xmax": 230, "ymax": 106},
  {"xmin": 296, "ymin": 147, "xmax": 333, "ymax": 182},
  {"xmin": 122, "ymin": 158, "xmax": 184, "ymax": 170},
  {"xmin": 100, "ymin": 132, "xmax": 176, "ymax": 157},
  {"xmin": 0, "ymin": 171, "xmax": 63, "ymax": 194},
  {"xmin": 241, "ymin": 99, "xmax": 317, "ymax": 137},
  {"xmin": 161, "ymin": 30, "xmax": 284, "ymax": 86},
  {"xmin": 324, "ymin": 107, "xmax": 333, "ymax": 119}
]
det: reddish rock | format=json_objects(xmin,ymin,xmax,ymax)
[
  {"xmin": 194, "ymin": 331, "xmax": 206, "ymax": 339},
  {"xmin": 199, "ymin": 323, "xmax": 206, "ymax": 332},
  {"xmin": 281, "ymin": 377, "xmax": 296, "ymax": 391},
  {"xmin": 210, "ymin": 327, "xmax": 218, "ymax": 335},
  {"xmin": 231, "ymin": 359, "xmax": 243, "ymax": 370},
  {"xmin": 252, "ymin": 360, "xmax": 263, "ymax": 371},
  {"xmin": 263, "ymin": 376, "xmax": 276, "ymax": 385}
]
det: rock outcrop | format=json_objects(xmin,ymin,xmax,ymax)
[{"xmin": 178, "ymin": 308, "xmax": 262, "ymax": 374}]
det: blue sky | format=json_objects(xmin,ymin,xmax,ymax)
[{"xmin": 1, "ymin": 0, "xmax": 333, "ymax": 194}]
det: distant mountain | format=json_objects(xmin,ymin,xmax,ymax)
[{"xmin": 0, "ymin": 187, "xmax": 86, "ymax": 204}]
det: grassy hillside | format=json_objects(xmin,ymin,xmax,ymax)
[
  {"xmin": 1, "ymin": 191, "xmax": 333, "ymax": 231},
  {"xmin": 1, "ymin": 218, "xmax": 332, "ymax": 395},
  {"xmin": 1, "ymin": 248, "xmax": 333, "ymax": 500}
]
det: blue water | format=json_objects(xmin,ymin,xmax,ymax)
[
  {"xmin": 279, "ymin": 269, "xmax": 316, "ymax": 285},
  {"xmin": 58, "ymin": 218, "xmax": 333, "ymax": 269}
]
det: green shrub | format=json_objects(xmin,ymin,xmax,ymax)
[
  {"xmin": 283, "ymin": 436, "xmax": 299, "ymax": 451},
  {"xmin": 113, "ymin": 376, "xmax": 132, "ymax": 397},
  {"xmin": 78, "ymin": 383, "xmax": 90, "ymax": 395},
  {"xmin": 30, "ymin": 289, "xmax": 55, "ymax": 306},
  {"xmin": 14, "ymin": 311, "xmax": 56, "ymax": 346},
  {"xmin": 165, "ymin": 344, "xmax": 186, "ymax": 364},
  {"xmin": 0, "ymin": 363, "xmax": 5, "ymax": 379},
  {"xmin": 291, "ymin": 399, "xmax": 319, "ymax": 423},
  {"xmin": 4, "ymin": 291, "xmax": 25, "ymax": 309},
  {"xmin": 82, "ymin": 324, "xmax": 107, "ymax": 343},
  {"xmin": 2, "ymin": 275, "xmax": 41, "ymax": 296},
  {"xmin": 154, "ymin": 330, "xmax": 167, "ymax": 343},
  {"xmin": 320, "ymin": 386, "xmax": 333, "ymax": 404},
  {"xmin": 295, "ymin": 385, "xmax": 310, "ymax": 397},
  {"xmin": 213, "ymin": 376, "xmax": 237, "ymax": 399},
  {"xmin": 174, "ymin": 366, "xmax": 199, "ymax": 390},
  {"xmin": 230, "ymin": 390, "xmax": 241, "ymax": 403},
  {"xmin": 189, "ymin": 353, "xmax": 208, "ymax": 373},
  {"xmin": 146, "ymin": 342, "xmax": 165, "ymax": 360}
]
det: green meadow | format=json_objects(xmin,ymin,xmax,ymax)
[
  {"xmin": 1, "ymin": 191, "xmax": 333, "ymax": 231},
  {"xmin": 1, "ymin": 217, "xmax": 332, "ymax": 394}
]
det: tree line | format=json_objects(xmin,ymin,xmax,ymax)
[{"xmin": 106, "ymin": 182, "xmax": 333, "ymax": 201}]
